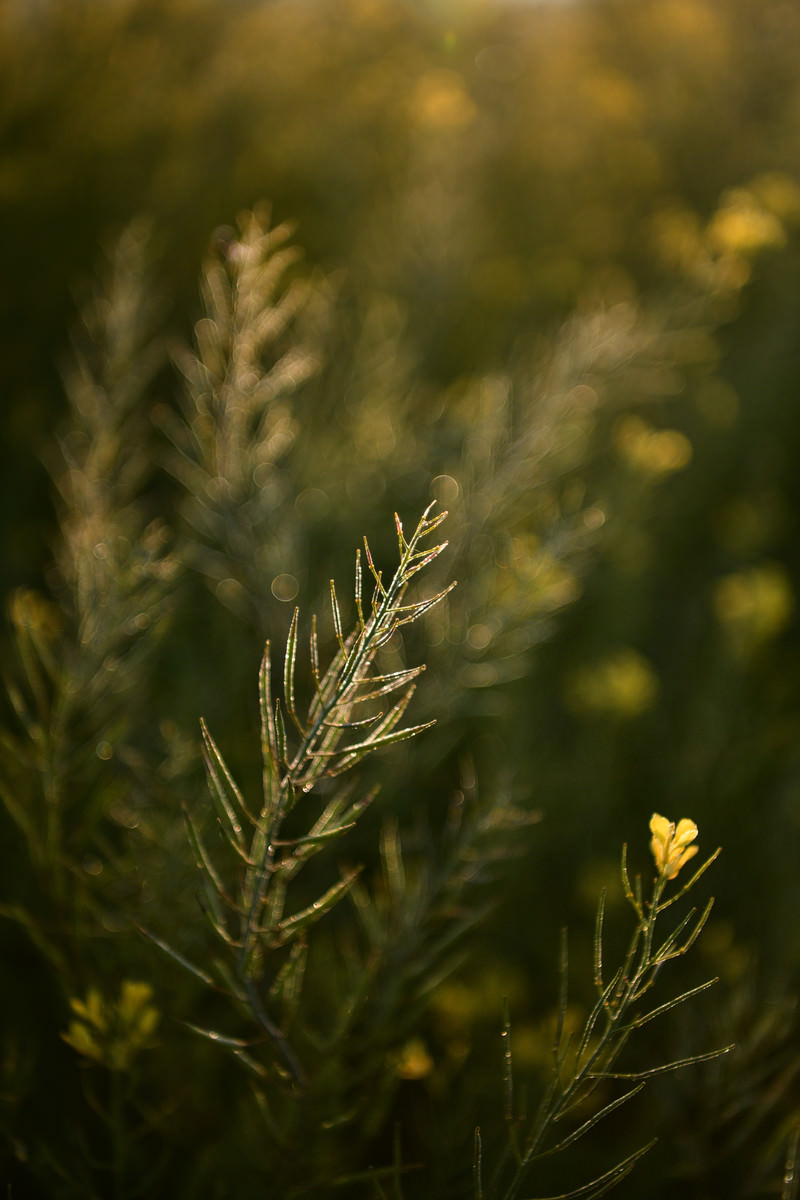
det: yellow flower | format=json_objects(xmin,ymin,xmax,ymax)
[
  {"xmin": 649, "ymin": 813, "xmax": 699, "ymax": 880},
  {"xmin": 393, "ymin": 1037, "xmax": 434, "ymax": 1080},
  {"xmin": 62, "ymin": 981, "xmax": 160, "ymax": 1071}
]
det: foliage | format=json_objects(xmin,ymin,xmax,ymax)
[{"xmin": 3, "ymin": 0, "xmax": 800, "ymax": 1195}]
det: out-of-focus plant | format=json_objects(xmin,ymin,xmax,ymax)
[
  {"xmin": 660, "ymin": 971, "xmax": 800, "ymax": 1199},
  {"xmin": 157, "ymin": 210, "xmax": 328, "ymax": 629},
  {"xmin": 61, "ymin": 981, "xmax": 162, "ymax": 1200},
  {"xmin": 63, "ymin": 980, "xmax": 160, "ymax": 1073},
  {"xmin": 0, "ymin": 220, "xmax": 176, "ymax": 938},
  {"xmin": 0, "ymin": 221, "xmax": 180, "ymax": 1196},
  {"xmin": 712, "ymin": 562, "xmax": 794, "ymax": 658}
]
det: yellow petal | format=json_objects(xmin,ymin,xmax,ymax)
[
  {"xmin": 673, "ymin": 818, "xmax": 698, "ymax": 848},
  {"xmin": 62, "ymin": 1021, "xmax": 103, "ymax": 1062},
  {"xmin": 649, "ymin": 813, "xmax": 673, "ymax": 871},
  {"xmin": 667, "ymin": 844, "xmax": 699, "ymax": 879},
  {"xmin": 649, "ymin": 813, "xmax": 672, "ymax": 839},
  {"xmin": 118, "ymin": 981, "xmax": 154, "ymax": 1023}
]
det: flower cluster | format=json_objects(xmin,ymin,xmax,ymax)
[{"xmin": 62, "ymin": 980, "xmax": 159, "ymax": 1071}]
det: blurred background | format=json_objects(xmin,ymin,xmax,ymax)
[{"xmin": 3, "ymin": 0, "xmax": 800, "ymax": 1195}]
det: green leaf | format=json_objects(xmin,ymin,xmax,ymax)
[
  {"xmin": 593, "ymin": 889, "xmax": 606, "ymax": 990},
  {"xmin": 314, "ymin": 720, "xmax": 436, "ymax": 769},
  {"xmin": 183, "ymin": 804, "xmax": 229, "ymax": 900},
  {"xmin": 590, "ymin": 1043, "xmax": 735, "ymax": 1080},
  {"xmin": 259, "ymin": 641, "xmax": 278, "ymax": 763},
  {"xmin": 623, "ymin": 977, "xmax": 719, "ymax": 1030},
  {"xmin": 362, "ymin": 535, "xmax": 386, "ymax": 596},
  {"xmin": 350, "ymin": 665, "xmax": 427, "ymax": 704},
  {"xmin": 274, "ymin": 698, "xmax": 287, "ymax": 766},
  {"xmin": 269, "ymin": 936, "xmax": 307, "ymax": 1022},
  {"xmin": 547, "ymin": 1083, "xmax": 646, "ymax": 1154},
  {"xmin": 354, "ymin": 547, "xmax": 365, "ymax": 630},
  {"xmin": 283, "ymin": 606, "xmax": 304, "ymax": 734},
  {"xmin": 183, "ymin": 1022, "xmax": 253, "ymax": 1050},
  {"xmin": 309, "ymin": 614, "xmax": 321, "ymax": 688},
  {"xmin": 528, "ymin": 1139, "xmax": 656, "ymax": 1200},
  {"xmin": 394, "ymin": 510, "xmax": 408, "ymax": 554},
  {"xmin": 208, "ymin": 955, "xmax": 248, "ymax": 1003},
  {"xmin": 330, "ymin": 578, "xmax": 345, "ymax": 656},
  {"xmin": 655, "ymin": 847, "xmax": 722, "ymax": 913},
  {"xmin": 403, "ymin": 540, "xmax": 450, "ymax": 578},
  {"xmin": 200, "ymin": 719, "xmax": 248, "ymax": 854},
  {"xmin": 274, "ymin": 824, "xmax": 358, "ymax": 848},
  {"xmin": 394, "ymin": 584, "xmax": 456, "ymax": 626},
  {"xmin": 474, "ymin": 1127, "xmax": 483, "ymax": 1200},
  {"xmin": 322, "ymin": 711, "xmax": 383, "ymax": 730},
  {"xmin": 138, "ymin": 926, "xmax": 216, "ymax": 987},
  {"xmin": 271, "ymin": 868, "xmax": 361, "ymax": 946}
]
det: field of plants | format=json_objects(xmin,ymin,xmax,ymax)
[{"xmin": 2, "ymin": 0, "xmax": 800, "ymax": 1196}]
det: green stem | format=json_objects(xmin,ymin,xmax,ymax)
[{"xmin": 109, "ymin": 1068, "xmax": 127, "ymax": 1200}]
